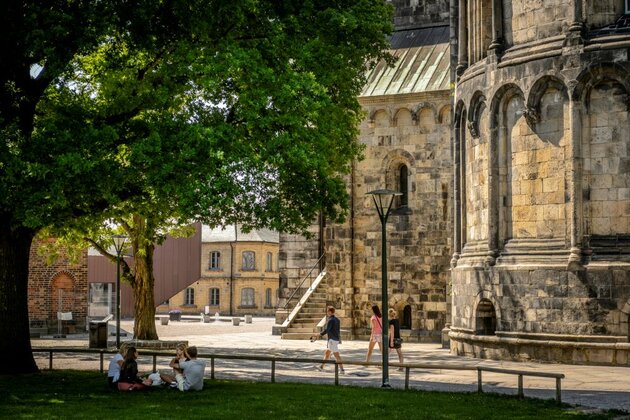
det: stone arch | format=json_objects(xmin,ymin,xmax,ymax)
[
  {"xmin": 393, "ymin": 107, "xmax": 414, "ymax": 127},
  {"xmin": 489, "ymin": 83, "xmax": 525, "ymax": 246},
  {"xmin": 368, "ymin": 108, "xmax": 393, "ymax": 128},
  {"xmin": 438, "ymin": 104, "xmax": 452, "ymax": 124},
  {"xmin": 383, "ymin": 149, "xmax": 415, "ymax": 212},
  {"xmin": 453, "ymin": 101, "xmax": 468, "ymax": 253},
  {"xmin": 573, "ymin": 62, "xmax": 630, "ymax": 108},
  {"xmin": 389, "ymin": 294, "xmax": 415, "ymax": 329},
  {"xmin": 414, "ymin": 102, "xmax": 439, "ymax": 124},
  {"xmin": 579, "ymin": 67, "xmax": 630, "ymax": 238},
  {"xmin": 623, "ymin": 300, "xmax": 630, "ymax": 342},
  {"xmin": 472, "ymin": 290, "xmax": 501, "ymax": 334},
  {"xmin": 525, "ymin": 75, "xmax": 568, "ymax": 142},
  {"xmin": 50, "ymin": 271, "xmax": 77, "ymax": 320}
]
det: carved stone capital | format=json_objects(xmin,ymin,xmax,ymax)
[
  {"xmin": 522, "ymin": 106, "xmax": 540, "ymax": 127},
  {"xmin": 467, "ymin": 121, "xmax": 479, "ymax": 138}
]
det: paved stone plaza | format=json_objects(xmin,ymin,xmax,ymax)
[{"xmin": 31, "ymin": 317, "xmax": 630, "ymax": 413}]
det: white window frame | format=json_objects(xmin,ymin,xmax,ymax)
[
  {"xmin": 185, "ymin": 288, "xmax": 195, "ymax": 305},
  {"xmin": 241, "ymin": 287, "xmax": 255, "ymax": 307},
  {"xmin": 209, "ymin": 251, "xmax": 221, "ymax": 270},
  {"xmin": 209, "ymin": 288, "xmax": 220, "ymax": 306},
  {"xmin": 242, "ymin": 251, "xmax": 255, "ymax": 271}
]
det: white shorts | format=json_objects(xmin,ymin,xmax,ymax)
[
  {"xmin": 327, "ymin": 339, "xmax": 340, "ymax": 352},
  {"xmin": 371, "ymin": 334, "xmax": 382, "ymax": 343}
]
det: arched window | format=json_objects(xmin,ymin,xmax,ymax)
[
  {"xmin": 402, "ymin": 305, "xmax": 412, "ymax": 329},
  {"xmin": 475, "ymin": 299, "xmax": 497, "ymax": 335},
  {"xmin": 266, "ymin": 252, "xmax": 273, "ymax": 272},
  {"xmin": 185, "ymin": 288, "xmax": 195, "ymax": 305},
  {"xmin": 209, "ymin": 288, "xmax": 220, "ymax": 306},
  {"xmin": 392, "ymin": 163, "xmax": 412, "ymax": 215},
  {"xmin": 399, "ymin": 164, "xmax": 409, "ymax": 207},
  {"xmin": 242, "ymin": 251, "xmax": 255, "ymax": 271},
  {"xmin": 265, "ymin": 288, "xmax": 272, "ymax": 307},
  {"xmin": 209, "ymin": 251, "xmax": 221, "ymax": 270},
  {"xmin": 241, "ymin": 288, "xmax": 255, "ymax": 307}
]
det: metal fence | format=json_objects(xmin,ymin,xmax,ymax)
[{"xmin": 32, "ymin": 347, "xmax": 565, "ymax": 403}]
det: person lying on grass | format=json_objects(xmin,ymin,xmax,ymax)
[{"xmin": 160, "ymin": 346, "xmax": 206, "ymax": 391}]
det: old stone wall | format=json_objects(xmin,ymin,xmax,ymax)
[
  {"xmin": 451, "ymin": 0, "xmax": 630, "ymax": 364},
  {"xmin": 324, "ymin": 91, "xmax": 453, "ymax": 341},
  {"xmin": 389, "ymin": 0, "xmax": 449, "ymax": 28}
]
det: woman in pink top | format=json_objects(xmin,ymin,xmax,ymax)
[{"xmin": 365, "ymin": 304, "xmax": 383, "ymax": 364}]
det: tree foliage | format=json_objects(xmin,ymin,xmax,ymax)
[{"xmin": 0, "ymin": 0, "xmax": 393, "ymax": 373}]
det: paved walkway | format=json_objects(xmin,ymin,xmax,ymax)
[{"xmin": 31, "ymin": 317, "xmax": 630, "ymax": 413}]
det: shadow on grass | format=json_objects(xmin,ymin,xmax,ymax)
[{"xmin": 0, "ymin": 370, "xmax": 624, "ymax": 420}]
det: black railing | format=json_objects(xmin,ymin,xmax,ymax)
[
  {"xmin": 31, "ymin": 347, "xmax": 564, "ymax": 402},
  {"xmin": 281, "ymin": 254, "xmax": 325, "ymax": 310}
]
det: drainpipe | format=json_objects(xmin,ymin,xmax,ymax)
[
  {"xmin": 350, "ymin": 158, "xmax": 356, "ymax": 339},
  {"xmin": 229, "ymin": 224, "xmax": 238, "ymax": 316}
]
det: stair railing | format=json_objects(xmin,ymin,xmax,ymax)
[{"xmin": 281, "ymin": 254, "xmax": 325, "ymax": 310}]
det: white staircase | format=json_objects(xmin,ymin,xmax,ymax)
[{"xmin": 280, "ymin": 271, "xmax": 328, "ymax": 340}]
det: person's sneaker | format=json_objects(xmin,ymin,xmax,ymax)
[
  {"xmin": 340, "ymin": 368, "xmax": 345, "ymax": 375},
  {"xmin": 315, "ymin": 365, "xmax": 324, "ymax": 372}
]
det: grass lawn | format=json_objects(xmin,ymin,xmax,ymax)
[{"xmin": 0, "ymin": 370, "xmax": 621, "ymax": 419}]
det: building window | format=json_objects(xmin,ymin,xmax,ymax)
[
  {"xmin": 209, "ymin": 251, "xmax": 221, "ymax": 270},
  {"xmin": 266, "ymin": 252, "xmax": 273, "ymax": 272},
  {"xmin": 209, "ymin": 288, "xmax": 220, "ymax": 306},
  {"xmin": 399, "ymin": 164, "xmax": 409, "ymax": 207},
  {"xmin": 392, "ymin": 163, "xmax": 412, "ymax": 215},
  {"xmin": 265, "ymin": 288, "xmax": 272, "ymax": 307},
  {"xmin": 185, "ymin": 288, "xmax": 195, "ymax": 305},
  {"xmin": 241, "ymin": 288, "xmax": 255, "ymax": 307},
  {"xmin": 627, "ymin": 0, "xmax": 630, "ymax": 14},
  {"xmin": 242, "ymin": 251, "xmax": 255, "ymax": 271},
  {"xmin": 88, "ymin": 283, "xmax": 113, "ymax": 317}
]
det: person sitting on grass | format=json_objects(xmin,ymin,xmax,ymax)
[
  {"xmin": 117, "ymin": 346, "xmax": 148, "ymax": 391},
  {"xmin": 107, "ymin": 342, "xmax": 129, "ymax": 389},
  {"xmin": 160, "ymin": 346, "xmax": 206, "ymax": 391},
  {"xmin": 171, "ymin": 342, "xmax": 189, "ymax": 376}
]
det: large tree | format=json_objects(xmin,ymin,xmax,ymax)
[{"xmin": 0, "ymin": 0, "xmax": 393, "ymax": 374}]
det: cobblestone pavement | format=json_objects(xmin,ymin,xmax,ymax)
[{"xmin": 31, "ymin": 317, "xmax": 630, "ymax": 413}]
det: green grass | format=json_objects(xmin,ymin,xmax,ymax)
[{"xmin": 0, "ymin": 371, "xmax": 620, "ymax": 419}]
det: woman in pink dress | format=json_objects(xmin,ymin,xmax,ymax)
[{"xmin": 365, "ymin": 304, "xmax": 383, "ymax": 365}]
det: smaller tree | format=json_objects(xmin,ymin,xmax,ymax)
[{"xmin": 36, "ymin": 0, "xmax": 394, "ymax": 343}]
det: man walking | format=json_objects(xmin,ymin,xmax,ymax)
[{"xmin": 311, "ymin": 306, "xmax": 345, "ymax": 374}]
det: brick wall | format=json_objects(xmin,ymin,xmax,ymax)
[{"xmin": 28, "ymin": 239, "xmax": 88, "ymax": 332}]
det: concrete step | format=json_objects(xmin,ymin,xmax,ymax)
[
  {"xmin": 289, "ymin": 323, "xmax": 321, "ymax": 329},
  {"xmin": 286, "ymin": 327, "xmax": 317, "ymax": 333},
  {"xmin": 281, "ymin": 332, "xmax": 314, "ymax": 340},
  {"xmin": 300, "ymin": 307, "xmax": 326, "ymax": 313},
  {"xmin": 307, "ymin": 298, "xmax": 327, "ymax": 304},
  {"xmin": 293, "ymin": 313, "xmax": 324, "ymax": 322},
  {"xmin": 310, "ymin": 293, "xmax": 327, "ymax": 299}
]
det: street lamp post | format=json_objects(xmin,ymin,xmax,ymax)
[
  {"xmin": 112, "ymin": 235, "xmax": 128, "ymax": 349},
  {"xmin": 367, "ymin": 189, "xmax": 401, "ymax": 389}
]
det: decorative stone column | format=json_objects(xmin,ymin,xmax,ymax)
[
  {"xmin": 457, "ymin": 0, "xmax": 468, "ymax": 76},
  {"xmin": 567, "ymin": 86, "xmax": 583, "ymax": 269},
  {"xmin": 488, "ymin": 0, "xmax": 503, "ymax": 54}
]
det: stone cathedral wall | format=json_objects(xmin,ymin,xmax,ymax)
[{"xmin": 451, "ymin": 0, "xmax": 630, "ymax": 365}]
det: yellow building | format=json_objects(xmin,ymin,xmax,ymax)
[{"xmin": 160, "ymin": 225, "xmax": 280, "ymax": 316}]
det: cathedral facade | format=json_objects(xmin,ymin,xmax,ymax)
[
  {"xmin": 280, "ymin": 1, "xmax": 453, "ymax": 342},
  {"xmin": 451, "ymin": 0, "xmax": 630, "ymax": 364}
]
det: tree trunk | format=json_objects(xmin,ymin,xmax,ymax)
[
  {"xmin": 0, "ymin": 219, "xmax": 38, "ymax": 374},
  {"xmin": 131, "ymin": 239, "xmax": 158, "ymax": 340}
]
